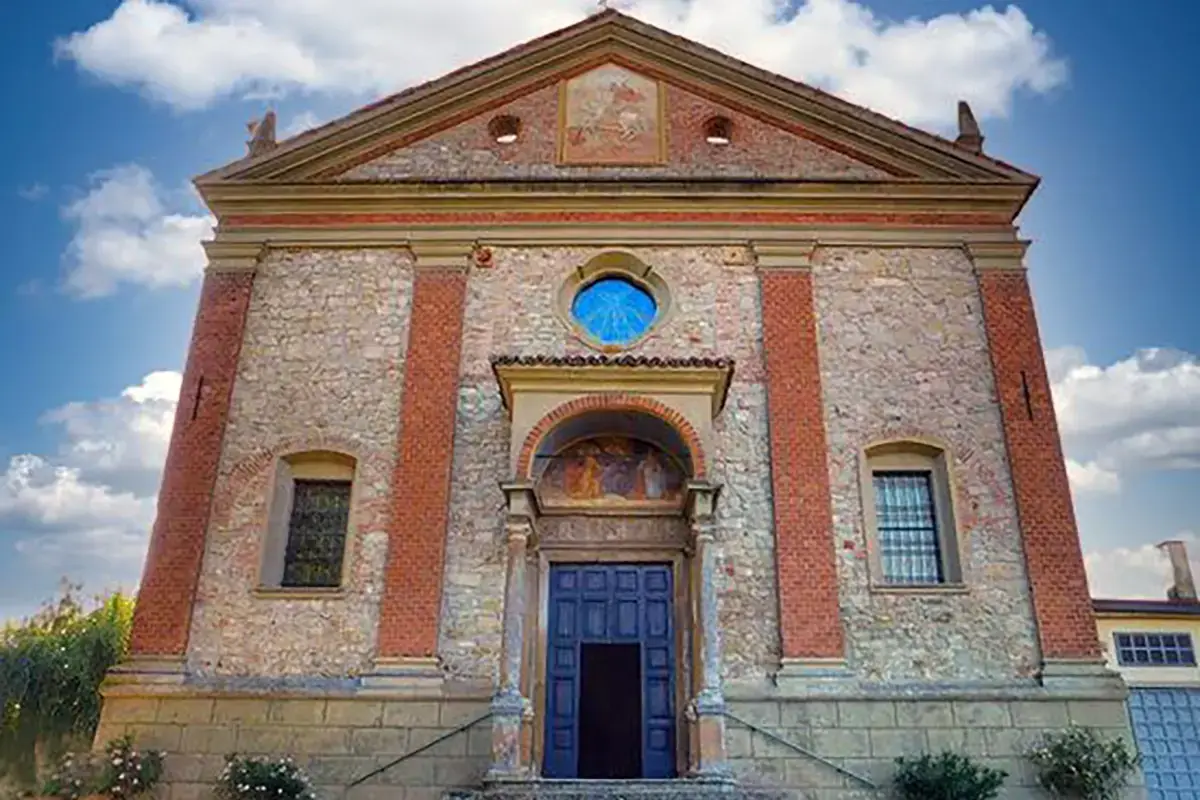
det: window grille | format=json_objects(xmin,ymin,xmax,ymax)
[
  {"xmin": 873, "ymin": 471, "xmax": 943, "ymax": 584},
  {"xmin": 282, "ymin": 479, "xmax": 351, "ymax": 588},
  {"xmin": 1115, "ymin": 632, "xmax": 1196, "ymax": 667}
]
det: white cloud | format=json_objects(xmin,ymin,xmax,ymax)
[
  {"xmin": 1086, "ymin": 534, "xmax": 1200, "ymax": 599},
  {"xmin": 62, "ymin": 164, "xmax": 214, "ymax": 298},
  {"xmin": 1065, "ymin": 458, "xmax": 1120, "ymax": 495},
  {"xmin": 18, "ymin": 183, "xmax": 49, "ymax": 201},
  {"xmin": 56, "ymin": 0, "xmax": 1066, "ymax": 127},
  {"xmin": 0, "ymin": 372, "xmax": 180, "ymax": 578},
  {"xmin": 1049, "ymin": 347, "xmax": 1200, "ymax": 492},
  {"xmin": 282, "ymin": 110, "xmax": 326, "ymax": 139}
]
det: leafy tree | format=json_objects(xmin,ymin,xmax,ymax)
[{"xmin": 0, "ymin": 583, "xmax": 134, "ymax": 786}]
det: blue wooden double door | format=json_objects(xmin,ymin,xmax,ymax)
[{"xmin": 544, "ymin": 563, "xmax": 677, "ymax": 779}]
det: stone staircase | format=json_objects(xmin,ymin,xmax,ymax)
[{"xmin": 448, "ymin": 779, "xmax": 790, "ymax": 800}]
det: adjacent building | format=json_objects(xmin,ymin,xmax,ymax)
[
  {"xmin": 1096, "ymin": 541, "xmax": 1200, "ymax": 800},
  {"xmin": 96, "ymin": 9, "xmax": 1139, "ymax": 799}
]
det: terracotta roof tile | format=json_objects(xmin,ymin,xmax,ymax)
[{"xmin": 491, "ymin": 354, "xmax": 734, "ymax": 370}]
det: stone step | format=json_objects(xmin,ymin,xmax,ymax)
[{"xmin": 449, "ymin": 779, "xmax": 790, "ymax": 800}]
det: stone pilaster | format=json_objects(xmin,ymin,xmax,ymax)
[
  {"xmin": 489, "ymin": 483, "xmax": 539, "ymax": 780},
  {"xmin": 686, "ymin": 481, "xmax": 730, "ymax": 778}
]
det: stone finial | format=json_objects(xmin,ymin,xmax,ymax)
[
  {"xmin": 955, "ymin": 100, "xmax": 984, "ymax": 155},
  {"xmin": 246, "ymin": 110, "xmax": 278, "ymax": 157},
  {"xmin": 1159, "ymin": 540, "xmax": 1198, "ymax": 603}
]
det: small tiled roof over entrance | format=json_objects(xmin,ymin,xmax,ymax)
[{"xmin": 490, "ymin": 354, "xmax": 735, "ymax": 370}]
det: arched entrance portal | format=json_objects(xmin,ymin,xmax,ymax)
[{"xmin": 490, "ymin": 401, "xmax": 728, "ymax": 783}]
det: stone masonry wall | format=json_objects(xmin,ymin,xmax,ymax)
[
  {"xmin": 341, "ymin": 82, "xmax": 887, "ymax": 182},
  {"xmin": 440, "ymin": 246, "xmax": 778, "ymax": 682},
  {"xmin": 726, "ymin": 696, "xmax": 1143, "ymax": 799},
  {"xmin": 813, "ymin": 247, "xmax": 1040, "ymax": 683},
  {"xmin": 95, "ymin": 693, "xmax": 491, "ymax": 800},
  {"xmin": 186, "ymin": 248, "xmax": 414, "ymax": 678}
]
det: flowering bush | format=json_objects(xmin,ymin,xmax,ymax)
[
  {"xmin": 215, "ymin": 756, "xmax": 315, "ymax": 800},
  {"xmin": 94, "ymin": 735, "xmax": 163, "ymax": 800},
  {"xmin": 1028, "ymin": 725, "xmax": 1140, "ymax": 799},
  {"xmin": 38, "ymin": 752, "xmax": 99, "ymax": 800}
]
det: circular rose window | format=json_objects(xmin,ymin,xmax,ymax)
[{"xmin": 571, "ymin": 276, "xmax": 659, "ymax": 346}]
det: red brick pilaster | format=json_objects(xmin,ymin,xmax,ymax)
[
  {"xmin": 976, "ymin": 264, "xmax": 1101, "ymax": 661},
  {"xmin": 376, "ymin": 258, "xmax": 469, "ymax": 660},
  {"xmin": 129, "ymin": 270, "xmax": 254, "ymax": 657},
  {"xmin": 759, "ymin": 251, "xmax": 844, "ymax": 662}
]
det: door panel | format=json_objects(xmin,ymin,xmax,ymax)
[{"xmin": 543, "ymin": 563, "xmax": 677, "ymax": 779}]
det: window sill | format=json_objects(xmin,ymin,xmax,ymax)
[
  {"xmin": 253, "ymin": 586, "xmax": 345, "ymax": 600},
  {"xmin": 870, "ymin": 582, "xmax": 969, "ymax": 596}
]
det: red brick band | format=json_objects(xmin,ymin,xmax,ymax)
[
  {"xmin": 760, "ymin": 270, "xmax": 844, "ymax": 660},
  {"xmin": 129, "ymin": 271, "xmax": 255, "ymax": 657},
  {"xmin": 977, "ymin": 270, "xmax": 1100, "ymax": 660},
  {"xmin": 377, "ymin": 268, "xmax": 469, "ymax": 658},
  {"xmin": 517, "ymin": 393, "xmax": 707, "ymax": 479}
]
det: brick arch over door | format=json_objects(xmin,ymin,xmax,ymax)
[{"xmin": 517, "ymin": 393, "xmax": 707, "ymax": 480}]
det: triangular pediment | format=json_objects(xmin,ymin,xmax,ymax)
[{"xmin": 196, "ymin": 10, "xmax": 1036, "ymax": 187}]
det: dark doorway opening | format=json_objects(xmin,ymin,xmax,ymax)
[{"xmin": 577, "ymin": 643, "xmax": 642, "ymax": 779}]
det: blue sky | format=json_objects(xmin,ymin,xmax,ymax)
[{"xmin": 0, "ymin": 0, "xmax": 1196, "ymax": 621}]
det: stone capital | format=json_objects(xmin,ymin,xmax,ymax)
[
  {"xmin": 965, "ymin": 240, "xmax": 1029, "ymax": 272},
  {"xmin": 409, "ymin": 239, "xmax": 476, "ymax": 271},
  {"xmin": 500, "ymin": 481, "xmax": 540, "ymax": 522},
  {"xmin": 686, "ymin": 480, "xmax": 722, "ymax": 522},
  {"xmin": 203, "ymin": 240, "xmax": 267, "ymax": 273},
  {"xmin": 751, "ymin": 239, "xmax": 818, "ymax": 271}
]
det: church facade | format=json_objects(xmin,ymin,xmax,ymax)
[{"xmin": 96, "ymin": 11, "xmax": 1138, "ymax": 799}]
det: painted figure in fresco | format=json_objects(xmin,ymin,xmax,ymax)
[
  {"xmin": 567, "ymin": 77, "xmax": 650, "ymax": 147},
  {"xmin": 541, "ymin": 436, "xmax": 683, "ymax": 508}
]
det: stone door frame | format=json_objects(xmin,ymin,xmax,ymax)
[{"xmin": 529, "ymin": 545, "xmax": 693, "ymax": 778}]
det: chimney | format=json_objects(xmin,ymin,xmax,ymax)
[
  {"xmin": 1158, "ymin": 540, "xmax": 1198, "ymax": 603},
  {"xmin": 954, "ymin": 100, "xmax": 984, "ymax": 155}
]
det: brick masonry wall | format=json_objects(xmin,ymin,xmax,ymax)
[
  {"xmin": 131, "ymin": 271, "xmax": 254, "ymax": 657},
  {"xmin": 441, "ymin": 246, "xmax": 778, "ymax": 682},
  {"xmin": 760, "ymin": 268, "xmax": 843, "ymax": 662},
  {"xmin": 186, "ymin": 248, "xmax": 413, "ymax": 677},
  {"xmin": 94, "ymin": 694, "xmax": 491, "ymax": 800},
  {"xmin": 341, "ymin": 81, "xmax": 887, "ymax": 182},
  {"xmin": 377, "ymin": 268, "xmax": 470, "ymax": 659},
  {"xmin": 815, "ymin": 248, "xmax": 1040, "ymax": 682},
  {"xmin": 726, "ymin": 697, "xmax": 1143, "ymax": 799},
  {"xmin": 977, "ymin": 269, "xmax": 1101, "ymax": 661}
]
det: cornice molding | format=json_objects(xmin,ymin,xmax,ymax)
[
  {"xmin": 965, "ymin": 240, "xmax": 1029, "ymax": 271},
  {"xmin": 202, "ymin": 223, "xmax": 1024, "ymax": 257},
  {"xmin": 494, "ymin": 363, "xmax": 733, "ymax": 420}
]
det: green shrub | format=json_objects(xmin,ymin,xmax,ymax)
[
  {"xmin": 0, "ymin": 584, "xmax": 135, "ymax": 786},
  {"xmin": 216, "ymin": 756, "xmax": 316, "ymax": 800},
  {"xmin": 893, "ymin": 751, "xmax": 1007, "ymax": 800},
  {"xmin": 1028, "ymin": 725, "xmax": 1140, "ymax": 799}
]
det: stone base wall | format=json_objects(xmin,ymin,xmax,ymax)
[
  {"xmin": 96, "ymin": 691, "xmax": 1146, "ymax": 800},
  {"xmin": 94, "ymin": 691, "xmax": 491, "ymax": 800},
  {"xmin": 727, "ymin": 696, "xmax": 1145, "ymax": 800}
]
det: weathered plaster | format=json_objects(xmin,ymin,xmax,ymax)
[
  {"xmin": 187, "ymin": 247, "xmax": 414, "ymax": 677},
  {"xmin": 813, "ymin": 246, "xmax": 1040, "ymax": 683}
]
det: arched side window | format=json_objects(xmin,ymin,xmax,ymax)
[
  {"xmin": 261, "ymin": 451, "xmax": 356, "ymax": 591},
  {"xmin": 860, "ymin": 439, "xmax": 963, "ymax": 588}
]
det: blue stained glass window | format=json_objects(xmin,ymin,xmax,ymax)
[{"xmin": 572, "ymin": 277, "xmax": 658, "ymax": 345}]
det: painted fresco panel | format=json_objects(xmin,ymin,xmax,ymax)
[
  {"xmin": 560, "ymin": 64, "xmax": 664, "ymax": 165},
  {"xmin": 537, "ymin": 437, "xmax": 685, "ymax": 513}
]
